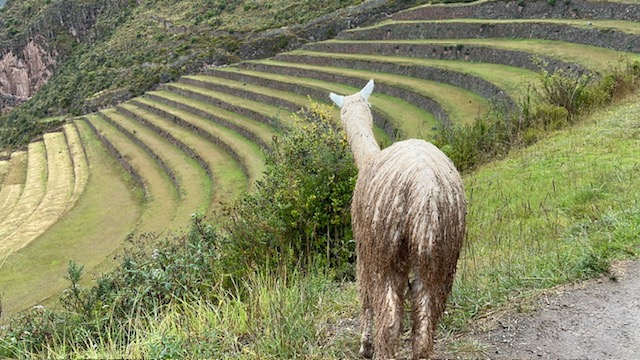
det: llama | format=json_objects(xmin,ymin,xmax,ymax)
[{"xmin": 330, "ymin": 80, "xmax": 466, "ymax": 359}]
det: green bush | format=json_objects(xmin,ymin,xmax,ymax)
[
  {"xmin": 221, "ymin": 102, "xmax": 357, "ymax": 278},
  {"xmin": 436, "ymin": 57, "xmax": 640, "ymax": 172}
]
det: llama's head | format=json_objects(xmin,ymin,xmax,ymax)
[{"xmin": 329, "ymin": 80, "xmax": 375, "ymax": 129}]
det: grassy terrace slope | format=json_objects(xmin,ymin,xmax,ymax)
[
  {"xmin": 0, "ymin": 141, "xmax": 47, "ymax": 255},
  {"xmin": 0, "ymin": 151, "xmax": 26, "ymax": 223},
  {"xmin": 0, "ymin": 120, "xmax": 141, "ymax": 317},
  {"xmin": 3, "ymin": 0, "xmax": 640, "ymax": 319},
  {"xmin": 0, "ymin": 132, "xmax": 74, "ymax": 255},
  {"xmin": 84, "ymin": 113, "xmax": 181, "ymax": 232}
]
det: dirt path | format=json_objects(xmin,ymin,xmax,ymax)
[{"xmin": 451, "ymin": 261, "xmax": 640, "ymax": 359}]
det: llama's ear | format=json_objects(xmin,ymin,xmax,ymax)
[
  {"xmin": 359, "ymin": 79, "xmax": 374, "ymax": 101},
  {"xmin": 330, "ymin": 92, "xmax": 345, "ymax": 108}
]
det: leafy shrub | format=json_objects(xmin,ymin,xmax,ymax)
[
  {"xmin": 222, "ymin": 102, "xmax": 357, "ymax": 278},
  {"xmin": 436, "ymin": 57, "xmax": 640, "ymax": 172}
]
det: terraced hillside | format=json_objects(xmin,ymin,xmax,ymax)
[{"xmin": 1, "ymin": 0, "xmax": 640, "ymax": 317}]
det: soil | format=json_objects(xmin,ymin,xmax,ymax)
[{"xmin": 445, "ymin": 260, "xmax": 640, "ymax": 359}]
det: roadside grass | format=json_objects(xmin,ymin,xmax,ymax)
[
  {"xmin": 85, "ymin": 114, "xmax": 182, "ymax": 233},
  {"xmin": 0, "ymin": 120, "xmax": 141, "ymax": 318},
  {"xmin": 119, "ymin": 102, "xmax": 247, "ymax": 210},
  {"xmin": 324, "ymin": 39, "xmax": 640, "ymax": 71},
  {"xmin": 286, "ymin": 50, "xmax": 535, "ymax": 99},
  {"xmin": 145, "ymin": 90, "xmax": 276, "ymax": 148},
  {"xmin": 132, "ymin": 96, "xmax": 265, "ymax": 185},
  {"xmin": 445, "ymin": 91, "xmax": 640, "ymax": 334},
  {"xmin": 251, "ymin": 58, "xmax": 485, "ymax": 128}
]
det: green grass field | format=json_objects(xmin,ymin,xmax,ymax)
[{"xmin": 0, "ymin": 120, "xmax": 142, "ymax": 318}]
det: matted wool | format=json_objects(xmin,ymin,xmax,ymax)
[{"xmin": 332, "ymin": 83, "xmax": 466, "ymax": 360}]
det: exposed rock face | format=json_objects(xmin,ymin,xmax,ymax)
[{"xmin": 0, "ymin": 37, "xmax": 57, "ymax": 113}]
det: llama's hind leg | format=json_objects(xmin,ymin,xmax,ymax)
[
  {"xmin": 359, "ymin": 305, "xmax": 374, "ymax": 358},
  {"xmin": 410, "ymin": 276, "xmax": 436, "ymax": 360},
  {"xmin": 358, "ymin": 256, "xmax": 374, "ymax": 358},
  {"xmin": 374, "ymin": 274, "xmax": 406, "ymax": 360}
]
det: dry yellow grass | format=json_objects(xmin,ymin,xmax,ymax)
[
  {"xmin": 0, "ymin": 142, "xmax": 47, "ymax": 255},
  {"xmin": 2, "ymin": 150, "xmax": 27, "ymax": 185},
  {"xmin": 0, "ymin": 185, "xmax": 24, "ymax": 224},
  {"xmin": 0, "ymin": 160, "xmax": 8, "ymax": 186},
  {"xmin": 64, "ymin": 123, "xmax": 89, "ymax": 212},
  {"xmin": 0, "ymin": 151, "xmax": 27, "ymax": 222},
  {"xmin": 0, "ymin": 132, "xmax": 75, "ymax": 255}
]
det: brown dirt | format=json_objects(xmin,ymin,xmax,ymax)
[{"xmin": 445, "ymin": 260, "xmax": 640, "ymax": 359}]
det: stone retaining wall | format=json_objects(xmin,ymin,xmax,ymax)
[
  {"xmin": 392, "ymin": 0, "xmax": 640, "ymax": 21},
  {"xmin": 303, "ymin": 41, "xmax": 586, "ymax": 74},
  {"xmin": 128, "ymin": 99, "xmax": 251, "ymax": 180},
  {"xmin": 338, "ymin": 21, "xmax": 640, "ymax": 54},
  {"xmin": 161, "ymin": 84, "xmax": 280, "ymax": 130},
  {"xmin": 142, "ymin": 93, "xmax": 270, "ymax": 150}
]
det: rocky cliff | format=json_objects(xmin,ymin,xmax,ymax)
[
  {"xmin": 0, "ymin": 0, "xmax": 131, "ymax": 113},
  {"xmin": 0, "ymin": 37, "xmax": 57, "ymax": 113}
]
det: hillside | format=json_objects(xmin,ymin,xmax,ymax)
[
  {"xmin": 0, "ymin": 0, "xmax": 436, "ymax": 149},
  {"xmin": 0, "ymin": 0, "xmax": 639, "ymax": 358}
]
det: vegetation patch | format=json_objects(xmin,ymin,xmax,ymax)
[
  {"xmin": 84, "ymin": 114, "xmax": 181, "ymax": 233},
  {"xmin": 0, "ymin": 119, "xmax": 141, "ymax": 318},
  {"xmin": 0, "ymin": 141, "xmax": 47, "ymax": 255},
  {"xmin": 0, "ymin": 132, "xmax": 74, "ymax": 255}
]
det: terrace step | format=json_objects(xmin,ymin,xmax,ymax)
[
  {"xmin": 84, "ymin": 114, "xmax": 181, "ymax": 232},
  {"xmin": 162, "ymin": 82, "xmax": 291, "ymax": 130},
  {"xmin": 144, "ymin": 90, "xmax": 273, "ymax": 150},
  {"xmin": 204, "ymin": 66, "xmax": 399, "ymax": 141},
  {"xmin": 0, "ymin": 132, "xmax": 75, "ymax": 254},
  {"xmin": 0, "ymin": 142, "xmax": 47, "ymax": 255},
  {"xmin": 232, "ymin": 60, "xmax": 449, "ymax": 141},
  {"xmin": 302, "ymin": 39, "xmax": 588, "ymax": 74},
  {"xmin": 119, "ymin": 101, "xmax": 249, "ymax": 209},
  {"xmin": 64, "ymin": 123, "xmax": 89, "ymax": 212},
  {"xmin": 0, "ymin": 160, "xmax": 7, "ymax": 186},
  {"xmin": 337, "ymin": 19, "xmax": 640, "ymax": 53},
  {"xmin": 392, "ymin": 0, "xmax": 640, "ymax": 22},
  {"xmin": 180, "ymin": 75, "xmax": 306, "ymax": 116},
  {"xmin": 100, "ymin": 108, "xmax": 212, "ymax": 219},
  {"xmin": 240, "ymin": 58, "xmax": 488, "ymax": 131},
  {"xmin": 131, "ymin": 96, "xmax": 264, "ymax": 184},
  {"xmin": 271, "ymin": 50, "xmax": 534, "ymax": 101},
  {"xmin": 0, "ymin": 151, "xmax": 27, "ymax": 223},
  {"xmin": 0, "ymin": 119, "xmax": 143, "ymax": 318}
]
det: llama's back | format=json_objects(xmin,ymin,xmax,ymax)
[{"xmin": 352, "ymin": 138, "xmax": 466, "ymax": 289}]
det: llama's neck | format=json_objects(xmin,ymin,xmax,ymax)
[{"xmin": 341, "ymin": 96, "xmax": 381, "ymax": 171}]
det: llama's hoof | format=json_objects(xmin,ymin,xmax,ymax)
[{"xmin": 359, "ymin": 341, "xmax": 373, "ymax": 358}]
